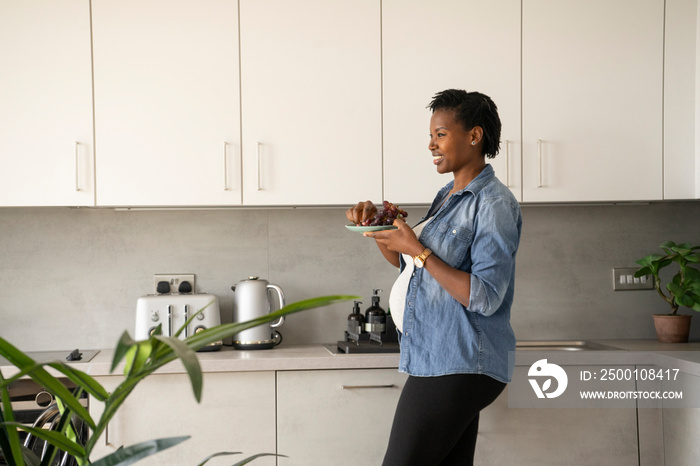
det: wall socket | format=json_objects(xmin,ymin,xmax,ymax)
[
  {"xmin": 154, "ymin": 274, "xmax": 196, "ymax": 294},
  {"xmin": 612, "ymin": 267, "xmax": 654, "ymax": 291}
]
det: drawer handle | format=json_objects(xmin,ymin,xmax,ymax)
[
  {"xmin": 223, "ymin": 142, "xmax": 230, "ymax": 191},
  {"xmin": 537, "ymin": 139, "xmax": 544, "ymax": 188},
  {"xmin": 256, "ymin": 142, "xmax": 263, "ymax": 191},
  {"xmin": 341, "ymin": 384, "xmax": 395, "ymax": 390},
  {"xmin": 75, "ymin": 141, "xmax": 81, "ymax": 191}
]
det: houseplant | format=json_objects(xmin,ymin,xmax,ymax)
[
  {"xmin": 0, "ymin": 294, "xmax": 357, "ymax": 466},
  {"xmin": 634, "ymin": 241, "xmax": 700, "ymax": 343}
]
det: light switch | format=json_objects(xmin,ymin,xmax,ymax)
[{"xmin": 613, "ymin": 267, "xmax": 654, "ymax": 291}]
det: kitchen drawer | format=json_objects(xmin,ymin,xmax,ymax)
[{"xmin": 276, "ymin": 368, "xmax": 406, "ymax": 465}]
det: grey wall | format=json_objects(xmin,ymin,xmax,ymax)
[{"xmin": 1, "ymin": 201, "xmax": 699, "ymax": 352}]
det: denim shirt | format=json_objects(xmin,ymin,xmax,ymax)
[{"xmin": 398, "ymin": 164, "xmax": 522, "ymax": 383}]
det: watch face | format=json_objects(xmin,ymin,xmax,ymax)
[{"xmin": 413, "ymin": 257, "xmax": 424, "ymax": 268}]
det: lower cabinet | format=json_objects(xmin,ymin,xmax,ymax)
[
  {"xmin": 662, "ymin": 371, "xmax": 700, "ymax": 466},
  {"xmin": 276, "ymin": 369, "xmax": 407, "ymax": 465},
  {"xmin": 476, "ymin": 388, "xmax": 639, "ymax": 465},
  {"xmin": 90, "ymin": 371, "xmax": 277, "ymax": 466},
  {"xmin": 87, "ymin": 363, "xmax": 697, "ymax": 465}
]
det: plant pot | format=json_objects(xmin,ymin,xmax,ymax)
[{"xmin": 652, "ymin": 314, "xmax": 692, "ymax": 343}]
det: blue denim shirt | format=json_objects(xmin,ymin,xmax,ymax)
[{"xmin": 398, "ymin": 164, "xmax": 522, "ymax": 383}]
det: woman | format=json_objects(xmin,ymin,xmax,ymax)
[{"xmin": 346, "ymin": 89, "xmax": 522, "ymax": 466}]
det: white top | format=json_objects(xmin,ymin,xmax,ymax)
[{"xmin": 389, "ymin": 218, "xmax": 432, "ymax": 332}]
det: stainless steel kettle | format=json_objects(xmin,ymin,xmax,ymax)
[{"xmin": 231, "ymin": 276, "xmax": 285, "ymax": 349}]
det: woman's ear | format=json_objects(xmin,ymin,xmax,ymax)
[{"xmin": 470, "ymin": 126, "xmax": 484, "ymax": 145}]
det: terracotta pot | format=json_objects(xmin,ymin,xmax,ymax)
[{"xmin": 652, "ymin": 314, "xmax": 692, "ymax": 343}]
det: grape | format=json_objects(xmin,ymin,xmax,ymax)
[{"xmin": 367, "ymin": 201, "xmax": 408, "ymax": 226}]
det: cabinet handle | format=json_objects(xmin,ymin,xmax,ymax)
[
  {"xmin": 74, "ymin": 141, "xmax": 81, "ymax": 191},
  {"xmin": 341, "ymin": 384, "xmax": 396, "ymax": 390},
  {"xmin": 537, "ymin": 139, "xmax": 544, "ymax": 188},
  {"xmin": 504, "ymin": 139, "xmax": 510, "ymax": 187},
  {"xmin": 223, "ymin": 142, "xmax": 231, "ymax": 191},
  {"xmin": 256, "ymin": 142, "xmax": 263, "ymax": 191}
]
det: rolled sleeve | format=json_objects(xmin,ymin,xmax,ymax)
[{"xmin": 467, "ymin": 197, "xmax": 521, "ymax": 316}]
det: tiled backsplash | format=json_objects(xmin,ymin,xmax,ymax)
[{"xmin": 1, "ymin": 201, "xmax": 698, "ymax": 351}]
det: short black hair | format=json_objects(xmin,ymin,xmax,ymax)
[{"xmin": 428, "ymin": 89, "xmax": 502, "ymax": 159}]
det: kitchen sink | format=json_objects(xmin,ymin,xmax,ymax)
[{"xmin": 515, "ymin": 340, "xmax": 615, "ymax": 351}]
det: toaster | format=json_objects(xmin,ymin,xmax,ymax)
[{"xmin": 135, "ymin": 293, "xmax": 223, "ymax": 351}]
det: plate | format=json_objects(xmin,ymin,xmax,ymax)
[{"xmin": 345, "ymin": 224, "xmax": 397, "ymax": 232}]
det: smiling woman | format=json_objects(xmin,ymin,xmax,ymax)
[{"xmin": 346, "ymin": 89, "xmax": 522, "ymax": 466}]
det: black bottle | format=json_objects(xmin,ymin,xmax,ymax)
[
  {"xmin": 346, "ymin": 300, "xmax": 364, "ymax": 341},
  {"xmin": 364, "ymin": 289, "xmax": 386, "ymax": 336}
]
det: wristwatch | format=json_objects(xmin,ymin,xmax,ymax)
[{"xmin": 413, "ymin": 248, "xmax": 432, "ymax": 268}]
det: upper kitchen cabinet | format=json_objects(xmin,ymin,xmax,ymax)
[
  {"xmin": 0, "ymin": 0, "xmax": 94, "ymax": 206},
  {"xmin": 382, "ymin": 0, "xmax": 522, "ymax": 204},
  {"xmin": 92, "ymin": 0, "xmax": 241, "ymax": 206},
  {"xmin": 522, "ymin": 0, "xmax": 664, "ymax": 203},
  {"xmin": 239, "ymin": 0, "xmax": 382, "ymax": 206},
  {"xmin": 664, "ymin": 0, "xmax": 700, "ymax": 199}
]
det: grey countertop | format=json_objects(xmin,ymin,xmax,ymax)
[{"xmin": 3, "ymin": 340, "xmax": 700, "ymax": 378}]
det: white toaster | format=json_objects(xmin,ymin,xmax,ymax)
[{"xmin": 135, "ymin": 293, "xmax": 222, "ymax": 351}]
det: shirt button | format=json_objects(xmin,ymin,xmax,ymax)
[
  {"xmin": 405, "ymin": 331, "xmax": 409, "ymax": 336},
  {"xmin": 452, "ymin": 229, "xmax": 457, "ymax": 234}
]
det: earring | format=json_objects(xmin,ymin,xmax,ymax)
[{"xmin": 471, "ymin": 141, "xmax": 476, "ymax": 145}]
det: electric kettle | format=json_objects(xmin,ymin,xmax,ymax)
[{"xmin": 231, "ymin": 276, "xmax": 285, "ymax": 349}]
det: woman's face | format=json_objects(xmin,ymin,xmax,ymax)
[{"xmin": 428, "ymin": 109, "xmax": 482, "ymax": 176}]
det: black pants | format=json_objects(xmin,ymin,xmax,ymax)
[{"xmin": 382, "ymin": 374, "xmax": 506, "ymax": 466}]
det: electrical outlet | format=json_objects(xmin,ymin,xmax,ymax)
[
  {"xmin": 154, "ymin": 274, "xmax": 196, "ymax": 294},
  {"xmin": 612, "ymin": 267, "xmax": 653, "ymax": 291}
]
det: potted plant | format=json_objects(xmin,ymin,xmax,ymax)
[
  {"xmin": 634, "ymin": 241, "xmax": 700, "ymax": 343},
  {"xmin": 0, "ymin": 294, "xmax": 357, "ymax": 466}
]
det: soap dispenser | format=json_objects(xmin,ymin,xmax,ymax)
[
  {"xmin": 364, "ymin": 289, "xmax": 386, "ymax": 344},
  {"xmin": 346, "ymin": 300, "xmax": 364, "ymax": 342}
]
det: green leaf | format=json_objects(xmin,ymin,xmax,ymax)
[
  {"xmin": 0, "ymin": 338, "xmax": 95, "ymax": 430},
  {"xmin": 196, "ymin": 451, "xmax": 241, "ymax": 466},
  {"xmin": 19, "ymin": 445, "xmax": 42, "ymax": 466},
  {"xmin": 112, "ymin": 331, "xmax": 142, "ymax": 373},
  {"xmin": 3, "ymin": 422, "xmax": 86, "ymax": 458},
  {"xmin": 686, "ymin": 253, "xmax": 700, "ymax": 263},
  {"xmin": 231, "ymin": 453, "xmax": 285, "ymax": 466},
  {"xmin": 634, "ymin": 267, "xmax": 651, "ymax": 278},
  {"xmin": 660, "ymin": 240, "xmax": 678, "ymax": 249},
  {"xmin": 0, "ymin": 371, "xmax": 22, "ymax": 466},
  {"xmin": 124, "ymin": 340, "xmax": 155, "ymax": 378},
  {"xmin": 184, "ymin": 295, "xmax": 359, "ymax": 352},
  {"xmin": 153, "ymin": 336, "xmax": 203, "ymax": 402},
  {"xmin": 90, "ymin": 436, "xmax": 190, "ymax": 466},
  {"xmin": 38, "ymin": 396, "xmax": 80, "ymax": 466},
  {"xmin": 667, "ymin": 282, "xmax": 684, "ymax": 296},
  {"xmin": 174, "ymin": 300, "xmax": 215, "ymax": 338},
  {"xmin": 46, "ymin": 363, "xmax": 109, "ymax": 402}
]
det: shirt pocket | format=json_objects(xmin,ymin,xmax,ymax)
[{"xmin": 428, "ymin": 221, "xmax": 474, "ymax": 269}]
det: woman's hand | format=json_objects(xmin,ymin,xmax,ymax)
[
  {"xmin": 363, "ymin": 218, "xmax": 424, "ymax": 258},
  {"xmin": 345, "ymin": 200, "xmax": 377, "ymax": 226}
]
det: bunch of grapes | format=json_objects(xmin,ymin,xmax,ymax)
[{"xmin": 362, "ymin": 201, "xmax": 408, "ymax": 226}]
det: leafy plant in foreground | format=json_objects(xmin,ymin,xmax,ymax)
[{"xmin": 0, "ymin": 295, "xmax": 357, "ymax": 465}]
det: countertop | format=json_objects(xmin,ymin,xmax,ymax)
[{"xmin": 3, "ymin": 340, "xmax": 700, "ymax": 378}]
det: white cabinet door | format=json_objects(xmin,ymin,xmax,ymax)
[
  {"xmin": 0, "ymin": 0, "xmax": 94, "ymax": 206},
  {"xmin": 277, "ymin": 369, "xmax": 407, "ymax": 465},
  {"xmin": 90, "ymin": 372, "xmax": 277, "ymax": 466},
  {"xmin": 663, "ymin": 0, "xmax": 699, "ymax": 199},
  {"xmin": 239, "ymin": 0, "xmax": 382, "ymax": 206},
  {"xmin": 92, "ymin": 0, "xmax": 241, "ymax": 207},
  {"xmin": 522, "ymin": 0, "xmax": 664, "ymax": 202},
  {"xmin": 382, "ymin": 0, "xmax": 522, "ymax": 204}
]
